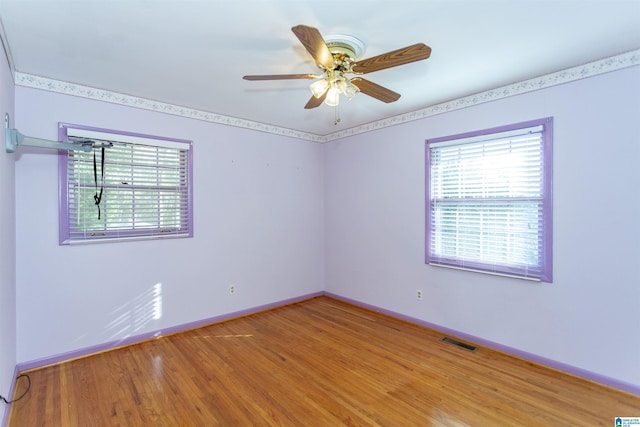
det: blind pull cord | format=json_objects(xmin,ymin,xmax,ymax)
[{"xmin": 93, "ymin": 146, "xmax": 105, "ymax": 219}]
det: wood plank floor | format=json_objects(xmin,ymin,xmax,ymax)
[{"xmin": 8, "ymin": 296, "xmax": 640, "ymax": 426}]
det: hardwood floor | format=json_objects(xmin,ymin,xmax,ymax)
[{"xmin": 8, "ymin": 296, "xmax": 640, "ymax": 426}]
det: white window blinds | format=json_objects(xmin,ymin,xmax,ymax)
[
  {"xmin": 426, "ymin": 118, "xmax": 552, "ymax": 281},
  {"xmin": 59, "ymin": 125, "xmax": 193, "ymax": 244}
]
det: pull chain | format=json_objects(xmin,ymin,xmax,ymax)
[{"xmin": 334, "ymin": 103, "xmax": 341, "ymax": 125}]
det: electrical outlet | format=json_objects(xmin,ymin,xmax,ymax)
[
  {"xmin": 416, "ymin": 289, "xmax": 423, "ymax": 301},
  {"xmin": 229, "ymin": 284, "xmax": 236, "ymax": 295}
]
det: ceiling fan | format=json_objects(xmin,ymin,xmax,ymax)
[{"xmin": 243, "ymin": 25, "xmax": 432, "ymax": 111}]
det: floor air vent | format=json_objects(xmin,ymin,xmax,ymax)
[{"xmin": 441, "ymin": 337, "xmax": 477, "ymax": 352}]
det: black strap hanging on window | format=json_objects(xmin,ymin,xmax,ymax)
[{"xmin": 93, "ymin": 146, "xmax": 105, "ymax": 219}]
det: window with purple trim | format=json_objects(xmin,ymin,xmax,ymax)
[
  {"xmin": 59, "ymin": 123, "xmax": 193, "ymax": 244},
  {"xmin": 426, "ymin": 118, "xmax": 553, "ymax": 282}
]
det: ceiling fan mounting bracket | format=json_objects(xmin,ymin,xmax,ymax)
[{"xmin": 323, "ymin": 34, "xmax": 365, "ymax": 61}]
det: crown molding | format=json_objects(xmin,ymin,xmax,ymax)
[{"xmin": 14, "ymin": 49, "xmax": 639, "ymax": 143}]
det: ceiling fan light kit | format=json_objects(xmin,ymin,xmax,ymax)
[
  {"xmin": 243, "ymin": 24, "xmax": 432, "ymax": 122},
  {"xmin": 310, "ymin": 69, "xmax": 360, "ymax": 103}
]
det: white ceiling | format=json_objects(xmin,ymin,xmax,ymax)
[{"xmin": 1, "ymin": 0, "xmax": 639, "ymax": 138}]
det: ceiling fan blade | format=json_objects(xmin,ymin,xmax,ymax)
[
  {"xmin": 243, "ymin": 74, "xmax": 318, "ymax": 81},
  {"xmin": 304, "ymin": 90, "xmax": 328, "ymax": 109},
  {"xmin": 291, "ymin": 25, "xmax": 335, "ymax": 69},
  {"xmin": 353, "ymin": 43, "xmax": 432, "ymax": 74},
  {"xmin": 351, "ymin": 78, "xmax": 401, "ymax": 103}
]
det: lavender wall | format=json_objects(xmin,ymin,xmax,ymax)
[
  {"xmin": 325, "ymin": 66, "xmax": 640, "ymax": 388},
  {"xmin": 14, "ymin": 88, "xmax": 324, "ymax": 364},
  {"xmin": 0, "ymin": 48, "xmax": 16, "ymax": 423},
  {"xmin": 10, "ymin": 63, "xmax": 640, "ymax": 394}
]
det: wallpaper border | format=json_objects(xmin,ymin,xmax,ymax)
[{"xmin": 15, "ymin": 49, "xmax": 640, "ymax": 143}]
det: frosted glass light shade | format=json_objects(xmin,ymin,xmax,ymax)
[
  {"xmin": 343, "ymin": 80, "xmax": 358, "ymax": 99},
  {"xmin": 310, "ymin": 79, "xmax": 330, "ymax": 98},
  {"xmin": 325, "ymin": 87, "xmax": 340, "ymax": 106}
]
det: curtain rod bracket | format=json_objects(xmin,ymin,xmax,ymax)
[{"xmin": 5, "ymin": 113, "xmax": 94, "ymax": 153}]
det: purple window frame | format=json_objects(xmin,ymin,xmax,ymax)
[
  {"xmin": 58, "ymin": 122, "xmax": 194, "ymax": 244},
  {"xmin": 425, "ymin": 117, "xmax": 553, "ymax": 282}
]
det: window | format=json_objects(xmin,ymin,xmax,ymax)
[
  {"xmin": 426, "ymin": 118, "xmax": 552, "ymax": 282},
  {"xmin": 59, "ymin": 123, "xmax": 193, "ymax": 244}
]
